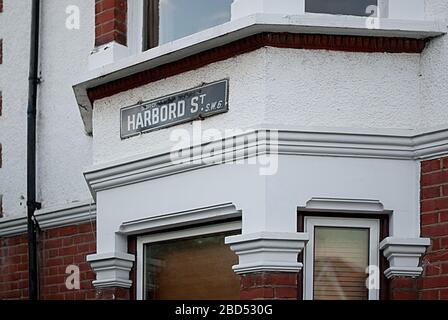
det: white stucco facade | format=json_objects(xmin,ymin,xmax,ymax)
[
  {"xmin": 93, "ymin": 47, "xmax": 424, "ymax": 164},
  {"xmin": 0, "ymin": 0, "xmax": 93, "ymax": 218},
  {"xmin": 84, "ymin": 0, "xmax": 448, "ymax": 292},
  {"xmin": 1, "ymin": 0, "xmax": 448, "ymax": 299},
  {"xmin": 0, "ymin": 1, "xmax": 32, "ymax": 217}
]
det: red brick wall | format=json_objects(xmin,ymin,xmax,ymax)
[
  {"xmin": 95, "ymin": 0, "xmax": 127, "ymax": 47},
  {"xmin": 240, "ymin": 272, "xmax": 298, "ymax": 300},
  {"xmin": 0, "ymin": 222, "xmax": 97, "ymax": 300},
  {"xmin": 389, "ymin": 277, "xmax": 418, "ymax": 300},
  {"xmin": 419, "ymin": 157, "xmax": 448, "ymax": 300},
  {"xmin": 0, "ymin": 234, "xmax": 29, "ymax": 299}
]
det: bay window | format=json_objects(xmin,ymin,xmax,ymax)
[
  {"xmin": 137, "ymin": 222, "xmax": 241, "ymax": 300},
  {"xmin": 303, "ymin": 217, "xmax": 380, "ymax": 300}
]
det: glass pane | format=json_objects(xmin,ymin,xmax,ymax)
[
  {"xmin": 144, "ymin": 231, "xmax": 240, "ymax": 300},
  {"xmin": 306, "ymin": 0, "xmax": 378, "ymax": 17},
  {"xmin": 159, "ymin": 0, "xmax": 233, "ymax": 45},
  {"xmin": 313, "ymin": 227, "xmax": 369, "ymax": 300}
]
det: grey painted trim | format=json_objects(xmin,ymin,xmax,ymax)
[
  {"xmin": 299, "ymin": 197, "xmax": 393, "ymax": 214},
  {"xmin": 0, "ymin": 215, "xmax": 27, "ymax": 237},
  {"xmin": 36, "ymin": 201, "xmax": 96, "ymax": 230},
  {"xmin": 73, "ymin": 13, "xmax": 445, "ymax": 134},
  {"xmin": 380, "ymin": 237, "xmax": 430, "ymax": 278},
  {"xmin": 87, "ymin": 252, "xmax": 135, "ymax": 289},
  {"xmin": 84, "ymin": 128, "xmax": 448, "ymax": 199},
  {"xmin": 225, "ymin": 232, "xmax": 309, "ymax": 274},
  {"xmin": 119, "ymin": 203, "xmax": 241, "ymax": 235},
  {"xmin": 0, "ymin": 200, "xmax": 96, "ymax": 237}
]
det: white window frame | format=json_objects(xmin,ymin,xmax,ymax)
[
  {"xmin": 303, "ymin": 216, "xmax": 380, "ymax": 300},
  {"xmin": 128, "ymin": 0, "xmax": 145, "ymax": 55},
  {"xmin": 136, "ymin": 221, "xmax": 242, "ymax": 300},
  {"xmin": 304, "ymin": 0, "xmax": 388, "ymax": 18}
]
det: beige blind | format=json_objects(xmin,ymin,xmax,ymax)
[
  {"xmin": 313, "ymin": 227, "xmax": 369, "ymax": 300},
  {"xmin": 144, "ymin": 231, "xmax": 240, "ymax": 300}
]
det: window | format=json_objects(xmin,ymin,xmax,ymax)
[
  {"xmin": 144, "ymin": 0, "xmax": 234, "ymax": 50},
  {"xmin": 305, "ymin": 0, "xmax": 378, "ymax": 17},
  {"xmin": 303, "ymin": 217, "xmax": 380, "ymax": 300},
  {"xmin": 137, "ymin": 222, "xmax": 241, "ymax": 300}
]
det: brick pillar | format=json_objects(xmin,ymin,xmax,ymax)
[
  {"xmin": 95, "ymin": 0, "xmax": 127, "ymax": 47},
  {"xmin": 390, "ymin": 277, "xmax": 418, "ymax": 300},
  {"xmin": 419, "ymin": 157, "xmax": 448, "ymax": 300},
  {"xmin": 226, "ymin": 232, "xmax": 307, "ymax": 301},
  {"xmin": 240, "ymin": 272, "xmax": 298, "ymax": 300},
  {"xmin": 95, "ymin": 287, "xmax": 130, "ymax": 300}
]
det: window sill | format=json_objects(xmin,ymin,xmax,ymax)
[{"xmin": 74, "ymin": 13, "xmax": 446, "ymax": 135}]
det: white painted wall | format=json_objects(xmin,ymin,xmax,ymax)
[
  {"xmin": 94, "ymin": 155, "xmax": 420, "ymax": 254},
  {"xmin": 37, "ymin": 0, "xmax": 93, "ymax": 208},
  {"xmin": 93, "ymin": 49, "xmax": 268, "ymax": 164},
  {"xmin": 265, "ymin": 48, "xmax": 421, "ymax": 130},
  {"xmin": 0, "ymin": 1, "xmax": 33, "ymax": 217},
  {"xmin": 0, "ymin": 0, "xmax": 93, "ymax": 217},
  {"xmin": 420, "ymin": 0, "xmax": 448, "ymax": 129},
  {"xmin": 93, "ymin": 47, "xmax": 421, "ymax": 164}
]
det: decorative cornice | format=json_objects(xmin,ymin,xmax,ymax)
[
  {"xmin": 87, "ymin": 32, "xmax": 427, "ymax": 104},
  {"xmin": 225, "ymin": 232, "xmax": 309, "ymax": 274},
  {"xmin": 87, "ymin": 252, "xmax": 135, "ymax": 289},
  {"xmin": 35, "ymin": 201, "xmax": 96, "ymax": 229},
  {"xmin": 0, "ymin": 215, "xmax": 27, "ymax": 237},
  {"xmin": 380, "ymin": 237, "xmax": 430, "ymax": 278},
  {"xmin": 84, "ymin": 128, "xmax": 448, "ymax": 198},
  {"xmin": 300, "ymin": 198, "xmax": 392, "ymax": 214},
  {"xmin": 119, "ymin": 203, "xmax": 241, "ymax": 235},
  {"xmin": 0, "ymin": 201, "xmax": 96, "ymax": 237}
]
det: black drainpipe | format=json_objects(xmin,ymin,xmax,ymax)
[{"xmin": 27, "ymin": 0, "xmax": 41, "ymax": 300}]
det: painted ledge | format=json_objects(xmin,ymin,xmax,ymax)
[
  {"xmin": 0, "ymin": 200, "xmax": 96, "ymax": 237},
  {"xmin": 119, "ymin": 203, "xmax": 241, "ymax": 235},
  {"xmin": 84, "ymin": 126, "xmax": 448, "ymax": 199},
  {"xmin": 226, "ymin": 232, "xmax": 309, "ymax": 274},
  {"xmin": 72, "ymin": 13, "xmax": 446, "ymax": 134},
  {"xmin": 380, "ymin": 237, "xmax": 431, "ymax": 278}
]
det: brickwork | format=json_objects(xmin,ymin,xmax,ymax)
[
  {"xmin": 0, "ymin": 222, "xmax": 98, "ymax": 300},
  {"xmin": 95, "ymin": 0, "xmax": 127, "ymax": 46},
  {"xmin": 419, "ymin": 157, "xmax": 448, "ymax": 300},
  {"xmin": 240, "ymin": 272, "xmax": 298, "ymax": 300}
]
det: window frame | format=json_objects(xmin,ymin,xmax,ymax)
[
  {"xmin": 136, "ymin": 220, "xmax": 242, "ymax": 300},
  {"xmin": 304, "ymin": 0, "xmax": 388, "ymax": 18},
  {"xmin": 142, "ymin": 0, "xmax": 234, "ymax": 51},
  {"xmin": 303, "ymin": 216, "xmax": 380, "ymax": 300}
]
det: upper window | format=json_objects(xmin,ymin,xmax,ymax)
[
  {"xmin": 305, "ymin": 0, "xmax": 378, "ymax": 17},
  {"xmin": 144, "ymin": 0, "xmax": 233, "ymax": 50}
]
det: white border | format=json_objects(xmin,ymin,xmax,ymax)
[
  {"xmin": 136, "ymin": 221, "xmax": 242, "ymax": 300},
  {"xmin": 303, "ymin": 216, "xmax": 380, "ymax": 300},
  {"xmin": 128, "ymin": 0, "xmax": 144, "ymax": 56}
]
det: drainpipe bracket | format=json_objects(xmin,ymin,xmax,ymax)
[{"xmin": 27, "ymin": 201, "xmax": 42, "ymax": 210}]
